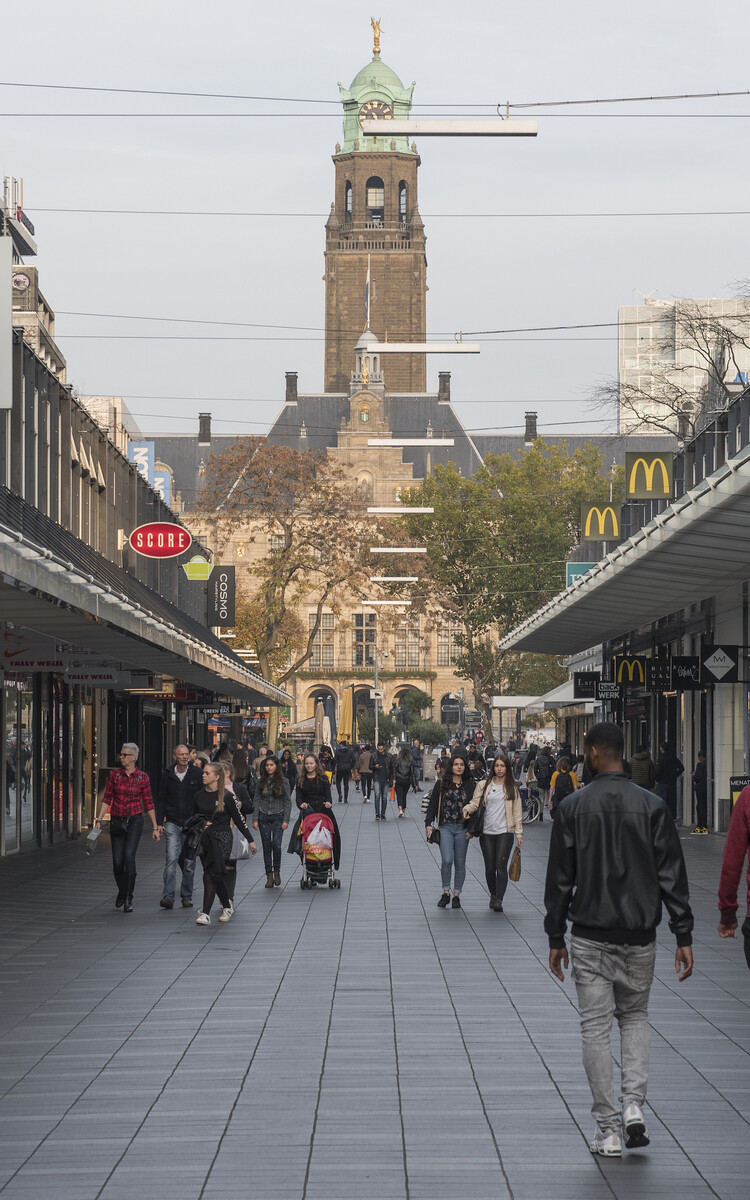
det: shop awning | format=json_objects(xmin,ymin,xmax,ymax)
[
  {"xmin": 526, "ymin": 680, "xmax": 595, "ymax": 713},
  {"xmin": 501, "ymin": 443, "xmax": 750, "ymax": 655},
  {"xmin": 0, "ymin": 491, "xmax": 289, "ymax": 707}
]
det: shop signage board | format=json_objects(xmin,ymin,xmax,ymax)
[
  {"xmin": 129, "ymin": 522, "xmax": 192, "ymax": 558},
  {"xmin": 199, "ymin": 704, "xmax": 238, "ymax": 715},
  {"xmin": 671, "ymin": 656, "xmax": 701, "ymax": 689},
  {"xmin": 730, "ymin": 776, "xmax": 750, "ymax": 807},
  {"xmin": 207, "ymin": 565, "xmax": 236, "ymax": 626},
  {"xmin": 566, "ymin": 562, "xmax": 597, "ymax": 587},
  {"xmin": 701, "ymin": 645, "xmax": 740, "ymax": 684},
  {"xmin": 1, "ymin": 629, "xmax": 65, "ymax": 671},
  {"xmin": 613, "ymin": 655, "xmax": 647, "ymax": 688},
  {"xmin": 580, "ymin": 504, "xmax": 619, "ymax": 540},
  {"xmin": 573, "ymin": 672, "xmax": 599, "ymax": 700},
  {"xmin": 647, "ymin": 658, "xmax": 671, "ymax": 692},
  {"xmin": 625, "ymin": 452, "xmax": 674, "ymax": 500},
  {"xmin": 597, "ymin": 680, "xmax": 622, "ymax": 701}
]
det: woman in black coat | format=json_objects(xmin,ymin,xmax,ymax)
[
  {"xmin": 279, "ymin": 747, "xmax": 299, "ymax": 791},
  {"xmin": 193, "ymin": 762, "xmax": 257, "ymax": 926},
  {"xmin": 288, "ymin": 754, "xmax": 341, "ymax": 869}
]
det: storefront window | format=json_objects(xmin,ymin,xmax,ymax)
[{"xmin": 4, "ymin": 686, "xmax": 18, "ymax": 853}]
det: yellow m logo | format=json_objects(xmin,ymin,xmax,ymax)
[
  {"xmin": 582, "ymin": 505, "xmax": 619, "ymax": 538},
  {"xmin": 617, "ymin": 658, "xmax": 645, "ymax": 684},
  {"xmin": 626, "ymin": 453, "xmax": 673, "ymax": 499}
]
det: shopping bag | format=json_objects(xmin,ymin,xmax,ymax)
[
  {"xmin": 304, "ymin": 820, "xmax": 333, "ymax": 862},
  {"xmin": 508, "ymin": 846, "xmax": 522, "ymax": 882},
  {"xmin": 389, "ymin": 783, "xmax": 396, "ymax": 804},
  {"xmin": 85, "ymin": 827, "xmax": 102, "ymax": 857},
  {"xmin": 231, "ymin": 826, "xmax": 249, "ymax": 860}
]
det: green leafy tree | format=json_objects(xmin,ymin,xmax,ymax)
[{"xmin": 392, "ymin": 443, "xmax": 619, "ymax": 736}]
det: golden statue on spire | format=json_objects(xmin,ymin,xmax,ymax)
[{"xmin": 371, "ymin": 17, "xmax": 382, "ymax": 56}]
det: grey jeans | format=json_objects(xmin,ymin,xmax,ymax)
[{"xmin": 570, "ymin": 936, "xmax": 656, "ymax": 1132}]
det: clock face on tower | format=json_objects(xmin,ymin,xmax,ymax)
[{"xmin": 358, "ymin": 100, "xmax": 393, "ymax": 128}]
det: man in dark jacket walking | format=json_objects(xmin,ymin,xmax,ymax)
[
  {"xmin": 410, "ymin": 738, "xmax": 424, "ymax": 792},
  {"xmin": 691, "ymin": 751, "xmax": 708, "ymax": 833},
  {"xmin": 155, "ymin": 744, "xmax": 204, "ymax": 908},
  {"xmin": 545, "ymin": 722, "xmax": 694, "ymax": 1159},
  {"xmin": 334, "ymin": 740, "xmax": 357, "ymax": 803},
  {"xmin": 628, "ymin": 743, "xmax": 655, "ymax": 791},
  {"xmin": 370, "ymin": 741, "xmax": 393, "ymax": 821}
]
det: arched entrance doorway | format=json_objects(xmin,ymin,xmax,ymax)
[
  {"xmin": 440, "ymin": 692, "xmax": 461, "ymax": 734},
  {"xmin": 305, "ymin": 685, "xmax": 338, "ymax": 720}
]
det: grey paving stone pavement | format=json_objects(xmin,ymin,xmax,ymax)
[{"xmin": 0, "ymin": 792, "xmax": 747, "ymax": 1200}]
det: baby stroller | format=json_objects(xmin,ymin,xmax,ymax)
[{"xmin": 299, "ymin": 812, "xmax": 341, "ymax": 890}]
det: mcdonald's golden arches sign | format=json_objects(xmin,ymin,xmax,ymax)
[
  {"xmin": 625, "ymin": 452, "xmax": 674, "ymax": 500},
  {"xmin": 580, "ymin": 503, "xmax": 620, "ymax": 540},
  {"xmin": 613, "ymin": 655, "xmax": 648, "ymax": 688}
]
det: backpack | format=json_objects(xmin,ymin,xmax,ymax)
[
  {"xmin": 395, "ymin": 759, "xmax": 412, "ymax": 781},
  {"xmin": 534, "ymin": 754, "xmax": 553, "ymax": 787},
  {"xmin": 552, "ymin": 770, "xmax": 575, "ymax": 806}
]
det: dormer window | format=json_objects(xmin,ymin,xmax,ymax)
[{"xmin": 366, "ymin": 176, "xmax": 385, "ymax": 225}]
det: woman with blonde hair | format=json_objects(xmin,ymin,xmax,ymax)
[
  {"xmin": 193, "ymin": 761, "xmax": 256, "ymax": 926},
  {"xmin": 464, "ymin": 752, "xmax": 523, "ymax": 913}
]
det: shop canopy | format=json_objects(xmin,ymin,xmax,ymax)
[
  {"xmin": 525, "ymin": 679, "xmax": 595, "ymax": 713},
  {"xmin": 0, "ymin": 488, "xmax": 289, "ymax": 708},
  {"xmin": 501, "ymin": 442, "xmax": 750, "ymax": 655}
]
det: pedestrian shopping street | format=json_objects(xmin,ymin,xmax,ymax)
[{"xmin": 0, "ymin": 800, "xmax": 746, "ymax": 1200}]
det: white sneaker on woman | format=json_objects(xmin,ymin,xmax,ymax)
[
  {"xmin": 195, "ymin": 912, "xmax": 211, "ymax": 926},
  {"xmin": 219, "ymin": 907, "xmax": 233, "ymax": 923},
  {"xmin": 589, "ymin": 1128, "xmax": 622, "ymax": 1157}
]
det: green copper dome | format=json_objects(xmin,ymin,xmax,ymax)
[{"xmin": 349, "ymin": 56, "xmax": 405, "ymax": 92}]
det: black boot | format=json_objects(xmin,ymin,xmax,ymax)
[
  {"xmin": 115, "ymin": 872, "xmax": 128, "ymax": 909},
  {"xmin": 124, "ymin": 873, "xmax": 136, "ymax": 912}
]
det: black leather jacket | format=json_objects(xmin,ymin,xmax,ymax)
[{"xmin": 544, "ymin": 772, "xmax": 693, "ymax": 950}]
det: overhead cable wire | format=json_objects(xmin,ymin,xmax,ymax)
[{"xmin": 28, "ymin": 206, "xmax": 750, "ymax": 218}]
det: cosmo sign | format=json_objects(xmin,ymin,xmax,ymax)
[{"xmin": 129, "ymin": 522, "xmax": 192, "ymax": 559}]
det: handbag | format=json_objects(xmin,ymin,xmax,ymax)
[
  {"xmin": 508, "ymin": 845, "xmax": 522, "ymax": 882},
  {"xmin": 428, "ymin": 790, "xmax": 441, "ymax": 845},
  {"xmin": 389, "ymin": 782, "xmax": 396, "ymax": 803}
]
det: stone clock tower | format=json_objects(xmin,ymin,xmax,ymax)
[{"xmin": 324, "ymin": 32, "xmax": 427, "ymax": 394}]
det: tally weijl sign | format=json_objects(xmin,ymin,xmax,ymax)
[{"xmin": 1, "ymin": 629, "xmax": 65, "ymax": 671}]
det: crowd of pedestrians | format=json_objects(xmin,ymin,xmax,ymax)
[{"xmin": 91, "ymin": 722, "xmax": 750, "ymax": 1161}]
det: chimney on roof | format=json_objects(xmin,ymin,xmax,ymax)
[
  {"xmin": 438, "ymin": 371, "xmax": 451, "ymax": 402},
  {"xmin": 524, "ymin": 411, "xmax": 538, "ymax": 445},
  {"xmin": 286, "ymin": 371, "xmax": 298, "ymax": 403},
  {"xmin": 198, "ymin": 412, "xmax": 211, "ymax": 445}
]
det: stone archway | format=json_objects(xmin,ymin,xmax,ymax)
[{"xmin": 304, "ymin": 684, "xmax": 338, "ymax": 720}]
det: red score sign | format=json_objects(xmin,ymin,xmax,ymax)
[{"xmin": 129, "ymin": 522, "xmax": 192, "ymax": 558}]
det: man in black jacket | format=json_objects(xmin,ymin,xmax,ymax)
[
  {"xmin": 545, "ymin": 721, "xmax": 694, "ymax": 1159},
  {"xmin": 370, "ymin": 741, "xmax": 393, "ymax": 821},
  {"xmin": 155, "ymin": 745, "xmax": 204, "ymax": 909},
  {"xmin": 334, "ymin": 740, "xmax": 357, "ymax": 803}
]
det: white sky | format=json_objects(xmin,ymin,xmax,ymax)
[{"xmin": 5, "ymin": 0, "xmax": 749, "ymax": 443}]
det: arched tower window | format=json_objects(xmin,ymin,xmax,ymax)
[
  {"xmin": 345, "ymin": 181, "xmax": 352, "ymax": 222},
  {"xmin": 366, "ymin": 176, "xmax": 385, "ymax": 225},
  {"xmin": 399, "ymin": 181, "xmax": 407, "ymax": 223}
]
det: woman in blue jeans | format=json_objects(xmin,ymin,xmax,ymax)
[
  {"xmin": 252, "ymin": 756, "xmax": 292, "ymax": 888},
  {"xmin": 424, "ymin": 755, "xmax": 475, "ymax": 909}
]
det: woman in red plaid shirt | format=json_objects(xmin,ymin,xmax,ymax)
[{"xmin": 95, "ymin": 743, "xmax": 160, "ymax": 912}]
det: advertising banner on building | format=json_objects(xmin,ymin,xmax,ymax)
[
  {"xmin": 127, "ymin": 441, "xmax": 155, "ymax": 485},
  {"xmin": 566, "ymin": 562, "xmax": 597, "ymax": 587},
  {"xmin": 625, "ymin": 452, "xmax": 674, "ymax": 500},
  {"xmin": 152, "ymin": 469, "xmax": 171, "ymax": 506},
  {"xmin": 613, "ymin": 655, "xmax": 647, "ymax": 689},
  {"xmin": 573, "ymin": 672, "xmax": 599, "ymax": 700},
  {"xmin": 207, "ymin": 565, "xmax": 236, "ymax": 627},
  {"xmin": 671, "ymin": 656, "xmax": 701, "ymax": 689}
]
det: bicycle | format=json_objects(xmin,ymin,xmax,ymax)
[{"xmin": 521, "ymin": 784, "xmax": 542, "ymax": 823}]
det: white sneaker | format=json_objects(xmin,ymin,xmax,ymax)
[
  {"xmin": 226, "ymin": 900, "xmax": 234, "ymax": 915},
  {"xmin": 219, "ymin": 907, "xmax": 233, "ymax": 923},
  {"xmin": 622, "ymin": 1103, "xmax": 650, "ymax": 1148},
  {"xmin": 195, "ymin": 912, "xmax": 211, "ymax": 926},
  {"xmin": 589, "ymin": 1128, "xmax": 623, "ymax": 1157}
]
